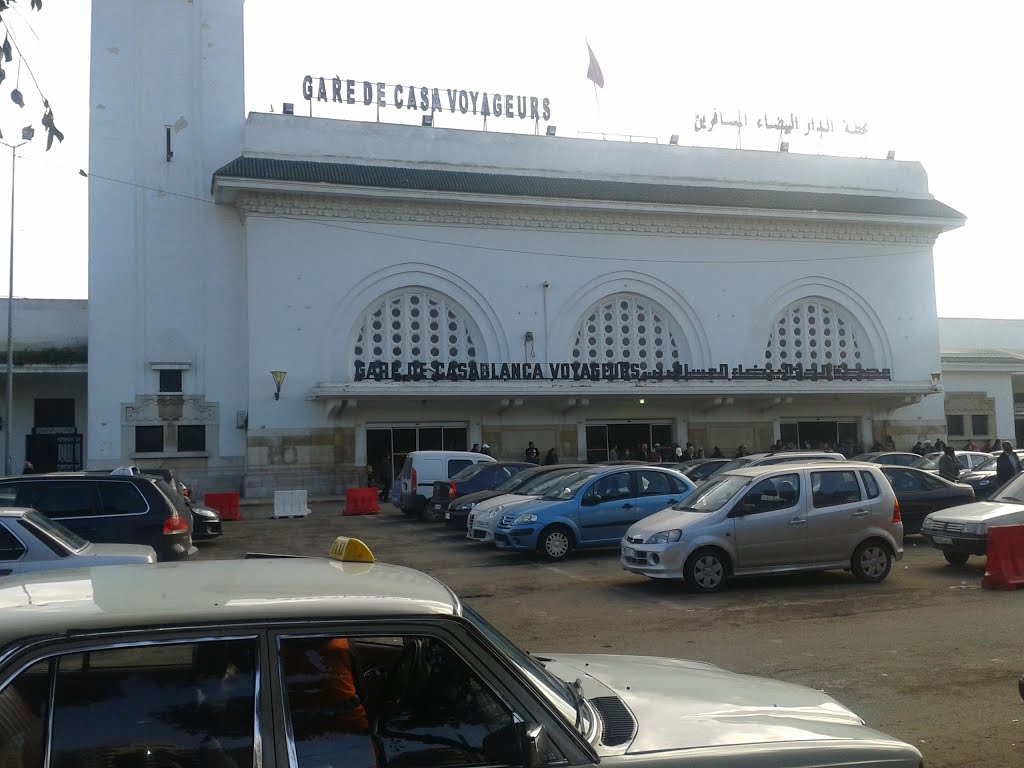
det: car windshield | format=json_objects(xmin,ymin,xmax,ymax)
[
  {"xmin": 994, "ymin": 473, "xmax": 1024, "ymax": 503},
  {"xmin": 672, "ymin": 474, "xmax": 749, "ymax": 512},
  {"xmin": 516, "ymin": 469, "xmax": 585, "ymax": 495},
  {"xmin": 541, "ymin": 470, "xmax": 603, "ymax": 500},
  {"xmin": 20, "ymin": 509, "xmax": 89, "ymax": 552},
  {"xmin": 451, "ymin": 463, "xmax": 488, "ymax": 482},
  {"xmin": 461, "ymin": 605, "xmax": 590, "ymax": 738},
  {"xmin": 493, "ymin": 470, "xmax": 538, "ymax": 493},
  {"xmin": 712, "ymin": 457, "xmax": 752, "ymax": 474},
  {"xmin": 974, "ymin": 456, "xmax": 998, "ymax": 472},
  {"xmin": 911, "ymin": 456, "xmax": 938, "ymax": 470}
]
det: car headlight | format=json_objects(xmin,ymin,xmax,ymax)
[
  {"xmin": 962, "ymin": 522, "xmax": 988, "ymax": 536},
  {"xmin": 513, "ymin": 513, "xmax": 539, "ymax": 525},
  {"xmin": 485, "ymin": 507, "xmax": 503, "ymax": 519},
  {"xmin": 453, "ymin": 502, "xmax": 476, "ymax": 512},
  {"xmin": 647, "ymin": 529, "xmax": 682, "ymax": 544}
]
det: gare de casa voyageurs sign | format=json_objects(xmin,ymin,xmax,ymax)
[
  {"xmin": 302, "ymin": 76, "xmax": 552, "ymax": 122},
  {"xmin": 354, "ymin": 360, "xmax": 893, "ymax": 383}
]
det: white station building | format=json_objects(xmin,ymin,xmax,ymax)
[{"xmin": 69, "ymin": 1, "xmax": 1021, "ymax": 496}]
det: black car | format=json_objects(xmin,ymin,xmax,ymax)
[
  {"xmin": 0, "ymin": 473, "xmax": 194, "ymax": 561},
  {"xmin": 140, "ymin": 473, "xmax": 222, "ymax": 541},
  {"xmin": 879, "ymin": 466, "xmax": 975, "ymax": 534},
  {"xmin": 443, "ymin": 463, "xmax": 591, "ymax": 529},
  {"xmin": 425, "ymin": 462, "xmax": 533, "ymax": 522},
  {"xmin": 957, "ymin": 451, "xmax": 1024, "ymax": 500}
]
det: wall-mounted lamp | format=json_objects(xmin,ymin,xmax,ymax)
[
  {"xmin": 930, "ymin": 372, "xmax": 942, "ymax": 385},
  {"xmin": 271, "ymin": 370, "xmax": 287, "ymax": 400},
  {"xmin": 779, "ymin": 141, "xmax": 790, "ymax": 153},
  {"xmin": 421, "ymin": 115, "xmax": 433, "ymax": 127},
  {"xmin": 668, "ymin": 134, "xmax": 679, "ymax": 145},
  {"xmin": 282, "ymin": 103, "xmax": 295, "ymax": 115},
  {"xmin": 638, "ymin": 398, "xmax": 646, "ymax": 405},
  {"xmin": 546, "ymin": 125, "xmax": 557, "ymax": 136},
  {"xmin": 886, "ymin": 150, "xmax": 896, "ymax": 160}
]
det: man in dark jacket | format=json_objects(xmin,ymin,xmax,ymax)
[
  {"xmin": 937, "ymin": 446, "xmax": 960, "ymax": 482},
  {"xmin": 996, "ymin": 442, "xmax": 1022, "ymax": 486}
]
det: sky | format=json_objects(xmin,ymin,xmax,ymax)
[{"xmin": 0, "ymin": 0, "xmax": 1020, "ymax": 317}]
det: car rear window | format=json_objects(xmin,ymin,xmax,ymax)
[
  {"xmin": 859, "ymin": 471, "xmax": 881, "ymax": 499},
  {"xmin": 451, "ymin": 463, "xmax": 489, "ymax": 482},
  {"xmin": 34, "ymin": 483, "xmax": 98, "ymax": 518},
  {"xmin": 447, "ymin": 459, "xmax": 473, "ymax": 476}
]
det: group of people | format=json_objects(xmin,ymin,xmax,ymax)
[
  {"xmin": 523, "ymin": 442, "xmax": 559, "ymax": 465},
  {"xmin": 603, "ymin": 442, "xmax": 726, "ymax": 463},
  {"xmin": 936, "ymin": 440, "xmax": 1022, "ymax": 485}
]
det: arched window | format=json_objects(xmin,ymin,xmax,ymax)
[
  {"xmin": 765, "ymin": 298, "xmax": 872, "ymax": 368},
  {"xmin": 571, "ymin": 293, "xmax": 686, "ymax": 370},
  {"xmin": 353, "ymin": 289, "xmax": 480, "ymax": 364}
]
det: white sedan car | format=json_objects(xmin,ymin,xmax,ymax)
[{"xmin": 0, "ymin": 507, "xmax": 156, "ymax": 577}]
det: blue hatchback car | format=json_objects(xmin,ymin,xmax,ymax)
[{"xmin": 494, "ymin": 466, "xmax": 695, "ymax": 561}]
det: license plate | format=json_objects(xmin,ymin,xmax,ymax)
[
  {"xmin": 933, "ymin": 535, "xmax": 953, "ymax": 545},
  {"xmin": 623, "ymin": 547, "xmax": 636, "ymax": 558},
  {"xmin": 444, "ymin": 512, "xmax": 451, "ymax": 520}
]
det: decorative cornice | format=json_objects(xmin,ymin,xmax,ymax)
[{"xmin": 235, "ymin": 192, "xmax": 939, "ymax": 245}]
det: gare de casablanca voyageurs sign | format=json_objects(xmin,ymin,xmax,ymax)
[
  {"xmin": 353, "ymin": 360, "xmax": 894, "ymax": 383},
  {"xmin": 302, "ymin": 75, "xmax": 553, "ymax": 122}
]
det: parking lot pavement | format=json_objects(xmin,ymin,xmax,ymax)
[{"xmin": 197, "ymin": 503, "xmax": 1024, "ymax": 768}]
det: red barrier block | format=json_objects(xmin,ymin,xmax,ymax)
[
  {"xmin": 344, "ymin": 488, "xmax": 380, "ymax": 516},
  {"xmin": 982, "ymin": 524, "xmax": 1024, "ymax": 590},
  {"xmin": 204, "ymin": 492, "xmax": 242, "ymax": 522}
]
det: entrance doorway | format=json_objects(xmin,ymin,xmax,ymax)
[
  {"xmin": 365, "ymin": 424, "xmax": 468, "ymax": 486},
  {"xmin": 779, "ymin": 421, "xmax": 859, "ymax": 453},
  {"xmin": 585, "ymin": 422, "xmax": 674, "ymax": 462}
]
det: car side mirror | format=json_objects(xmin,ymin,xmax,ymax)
[{"xmin": 483, "ymin": 722, "xmax": 548, "ymax": 768}]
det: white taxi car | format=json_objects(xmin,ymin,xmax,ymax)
[{"xmin": 0, "ymin": 537, "xmax": 923, "ymax": 767}]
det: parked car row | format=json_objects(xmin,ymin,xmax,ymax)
[
  {"xmin": 0, "ymin": 468, "xmax": 226, "ymax": 579},
  {"xmin": 406, "ymin": 447, "xmax": 997, "ymax": 588}
]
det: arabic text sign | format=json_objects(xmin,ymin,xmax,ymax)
[
  {"xmin": 302, "ymin": 76, "xmax": 552, "ymax": 121},
  {"xmin": 693, "ymin": 110, "xmax": 868, "ymax": 136},
  {"xmin": 354, "ymin": 360, "xmax": 892, "ymax": 383}
]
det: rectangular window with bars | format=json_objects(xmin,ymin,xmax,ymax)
[
  {"xmin": 946, "ymin": 415, "xmax": 964, "ymax": 436},
  {"xmin": 971, "ymin": 414, "xmax": 989, "ymax": 436}
]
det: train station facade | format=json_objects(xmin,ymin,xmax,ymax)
[{"xmin": 81, "ymin": 0, "xmax": 1020, "ymax": 498}]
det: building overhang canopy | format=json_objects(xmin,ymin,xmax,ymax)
[
  {"xmin": 310, "ymin": 380, "xmax": 940, "ymax": 418},
  {"xmin": 211, "ymin": 157, "xmax": 966, "ymax": 230}
]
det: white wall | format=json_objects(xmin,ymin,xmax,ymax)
[
  {"xmin": 88, "ymin": 0, "xmax": 247, "ymax": 469},
  {"xmin": 0, "ymin": 299, "xmax": 87, "ymax": 349},
  {"xmin": 940, "ymin": 318, "xmax": 1024, "ymax": 351}
]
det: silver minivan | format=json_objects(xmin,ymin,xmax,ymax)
[{"xmin": 621, "ymin": 462, "xmax": 903, "ymax": 591}]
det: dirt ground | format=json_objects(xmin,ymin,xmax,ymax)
[{"xmin": 196, "ymin": 502, "xmax": 1024, "ymax": 767}]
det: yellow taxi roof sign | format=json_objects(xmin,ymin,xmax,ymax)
[{"xmin": 329, "ymin": 536, "xmax": 375, "ymax": 563}]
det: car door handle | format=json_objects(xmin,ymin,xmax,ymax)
[
  {"xmin": 852, "ymin": 509, "xmax": 871, "ymax": 517},
  {"xmin": 0, "ymin": 569, "xmax": 11, "ymax": 577},
  {"xmin": 667, "ymin": 499, "xmax": 678, "ymax": 504},
  {"xmin": 789, "ymin": 518, "xmax": 806, "ymax": 526},
  {"xmin": 622, "ymin": 503, "xmax": 634, "ymax": 509}
]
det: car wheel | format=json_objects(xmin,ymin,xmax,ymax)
[
  {"xmin": 684, "ymin": 547, "xmax": 728, "ymax": 593},
  {"xmin": 537, "ymin": 525, "xmax": 574, "ymax": 561},
  {"xmin": 943, "ymin": 551, "xmax": 970, "ymax": 566},
  {"xmin": 851, "ymin": 540, "xmax": 892, "ymax": 583}
]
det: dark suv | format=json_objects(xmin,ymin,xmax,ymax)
[{"xmin": 0, "ymin": 473, "xmax": 194, "ymax": 561}]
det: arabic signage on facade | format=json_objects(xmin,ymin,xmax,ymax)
[
  {"xmin": 354, "ymin": 360, "xmax": 892, "ymax": 383},
  {"xmin": 693, "ymin": 110, "xmax": 868, "ymax": 136},
  {"xmin": 302, "ymin": 76, "xmax": 552, "ymax": 121}
]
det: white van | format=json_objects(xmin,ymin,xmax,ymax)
[{"xmin": 398, "ymin": 451, "xmax": 494, "ymax": 517}]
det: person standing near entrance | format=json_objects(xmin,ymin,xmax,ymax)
[
  {"xmin": 524, "ymin": 442, "xmax": 540, "ymax": 464},
  {"xmin": 937, "ymin": 446, "xmax": 960, "ymax": 482},
  {"xmin": 543, "ymin": 448, "xmax": 558, "ymax": 465},
  {"xmin": 377, "ymin": 454, "xmax": 393, "ymax": 501},
  {"xmin": 996, "ymin": 441, "xmax": 1022, "ymax": 486},
  {"xmin": 481, "ymin": 443, "xmax": 493, "ymax": 457},
  {"xmin": 608, "ymin": 444, "xmax": 619, "ymax": 461}
]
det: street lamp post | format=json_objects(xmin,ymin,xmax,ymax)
[{"xmin": 3, "ymin": 128, "xmax": 33, "ymax": 476}]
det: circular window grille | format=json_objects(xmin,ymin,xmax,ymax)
[
  {"xmin": 571, "ymin": 294, "xmax": 684, "ymax": 371},
  {"xmin": 765, "ymin": 299, "xmax": 866, "ymax": 367},
  {"xmin": 354, "ymin": 290, "xmax": 480, "ymax": 365}
]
